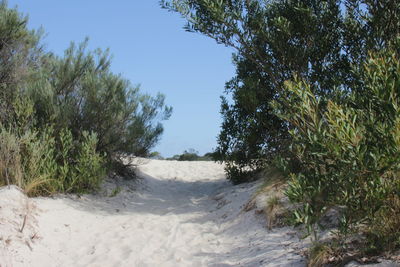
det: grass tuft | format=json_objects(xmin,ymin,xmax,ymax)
[{"xmin": 308, "ymin": 242, "xmax": 336, "ymax": 267}]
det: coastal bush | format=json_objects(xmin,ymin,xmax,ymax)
[
  {"xmin": 167, "ymin": 149, "xmax": 214, "ymax": 161},
  {"xmin": 307, "ymin": 242, "xmax": 337, "ymax": 267},
  {"xmin": 148, "ymin": 151, "xmax": 163, "ymax": 160},
  {"xmin": 0, "ymin": 128, "xmax": 22, "ymax": 187},
  {"xmin": 0, "ymin": 1, "xmax": 171, "ymax": 195},
  {"xmin": 30, "ymin": 40, "xmax": 172, "ymax": 161},
  {"xmin": 177, "ymin": 149, "xmax": 200, "ymax": 161},
  {"xmin": 0, "ymin": 124, "xmax": 105, "ymax": 196},
  {"xmin": 366, "ymin": 194, "xmax": 400, "ymax": 253},
  {"xmin": 275, "ymin": 43, "xmax": 400, "ymax": 251},
  {"xmin": 0, "ymin": 1, "xmax": 42, "ymax": 127},
  {"xmin": 162, "ymin": 0, "xmax": 400, "ymax": 184},
  {"xmin": 67, "ymin": 131, "xmax": 105, "ymax": 193},
  {"xmin": 160, "ymin": 0, "xmax": 345, "ymax": 181},
  {"xmin": 19, "ymin": 127, "xmax": 58, "ymax": 196}
]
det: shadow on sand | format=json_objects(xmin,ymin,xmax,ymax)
[{"xmin": 46, "ymin": 168, "xmax": 229, "ymax": 217}]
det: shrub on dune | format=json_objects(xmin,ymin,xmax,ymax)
[{"xmin": 0, "ymin": 1, "xmax": 172, "ymax": 195}]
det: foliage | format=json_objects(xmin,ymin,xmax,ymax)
[
  {"xmin": 0, "ymin": 1, "xmax": 171, "ymax": 195},
  {"xmin": 20, "ymin": 127, "xmax": 58, "ymax": 196},
  {"xmin": 66, "ymin": 130, "xmax": 105, "ymax": 193},
  {"xmin": 0, "ymin": 128, "xmax": 23, "ymax": 187},
  {"xmin": 366, "ymin": 194, "xmax": 400, "ymax": 253},
  {"xmin": 161, "ymin": 0, "xmax": 347, "ymax": 181},
  {"xmin": 265, "ymin": 195, "xmax": 282, "ymax": 229},
  {"xmin": 161, "ymin": 0, "xmax": 400, "ymax": 183},
  {"xmin": 0, "ymin": 1, "xmax": 42, "ymax": 128},
  {"xmin": 167, "ymin": 149, "xmax": 214, "ymax": 161},
  {"xmin": 177, "ymin": 148, "xmax": 200, "ymax": 161},
  {"xmin": 148, "ymin": 151, "xmax": 164, "ymax": 159},
  {"xmin": 275, "ymin": 44, "xmax": 400, "ymax": 251},
  {"xmin": 0, "ymin": 124, "xmax": 105, "ymax": 196},
  {"xmin": 31, "ymin": 41, "xmax": 172, "ymax": 160},
  {"xmin": 307, "ymin": 242, "xmax": 336, "ymax": 267}
]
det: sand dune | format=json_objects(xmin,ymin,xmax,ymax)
[{"xmin": 0, "ymin": 159, "xmax": 305, "ymax": 267}]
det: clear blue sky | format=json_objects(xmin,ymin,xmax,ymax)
[{"xmin": 8, "ymin": 0, "xmax": 235, "ymax": 157}]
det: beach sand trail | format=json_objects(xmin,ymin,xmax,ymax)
[{"xmin": 2, "ymin": 159, "xmax": 305, "ymax": 267}]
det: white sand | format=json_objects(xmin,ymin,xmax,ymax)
[{"xmin": 0, "ymin": 159, "xmax": 306, "ymax": 267}]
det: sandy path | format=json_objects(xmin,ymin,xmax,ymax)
[{"xmin": 4, "ymin": 159, "xmax": 305, "ymax": 267}]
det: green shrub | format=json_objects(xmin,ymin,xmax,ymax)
[
  {"xmin": 0, "ymin": 1, "xmax": 171, "ymax": 195},
  {"xmin": 162, "ymin": 0, "xmax": 400, "ymax": 184},
  {"xmin": 0, "ymin": 128, "xmax": 23, "ymax": 187},
  {"xmin": 275, "ymin": 42, "xmax": 400, "ymax": 252},
  {"xmin": 224, "ymin": 161, "xmax": 258, "ymax": 184},
  {"xmin": 0, "ymin": 124, "xmax": 105, "ymax": 196},
  {"xmin": 33, "ymin": 41, "xmax": 172, "ymax": 161},
  {"xmin": 366, "ymin": 193, "xmax": 400, "ymax": 253},
  {"xmin": 167, "ymin": 149, "xmax": 215, "ymax": 162},
  {"xmin": 71, "ymin": 131, "xmax": 105, "ymax": 193},
  {"xmin": 178, "ymin": 149, "xmax": 200, "ymax": 161},
  {"xmin": 0, "ymin": 1, "xmax": 42, "ymax": 127},
  {"xmin": 20, "ymin": 127, "xmax": 58, "ymax": 196},
  {"xmin": 307, "ymin": 242, "xmax": 337, "ymax": 267},
  {"xmin": 0, "ymin": 125, "xmax": 59, "ymax": 196}
]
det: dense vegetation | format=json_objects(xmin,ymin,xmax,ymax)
[
  {"xmin": 162, "ymin": 0, "xmax": 400, "ymax": 262},
  {"xmin": 167, "ymin": 149, "xmax": 214, "ymax": 161},
  {"xmin": 162, "ymin": 0, "xmax": 399, "ymax": 183},
  {"xmin": 0, "ymin": 2, "xmax": 171, "ymax": 196}
]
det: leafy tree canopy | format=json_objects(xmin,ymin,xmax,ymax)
[
  {"xmin": 161, "ymin": 0, "xmax": 400, "ymax": 182},
  {"xmin": 0, "ymin": 0, "xmax": 172, "ymax": 194}
]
